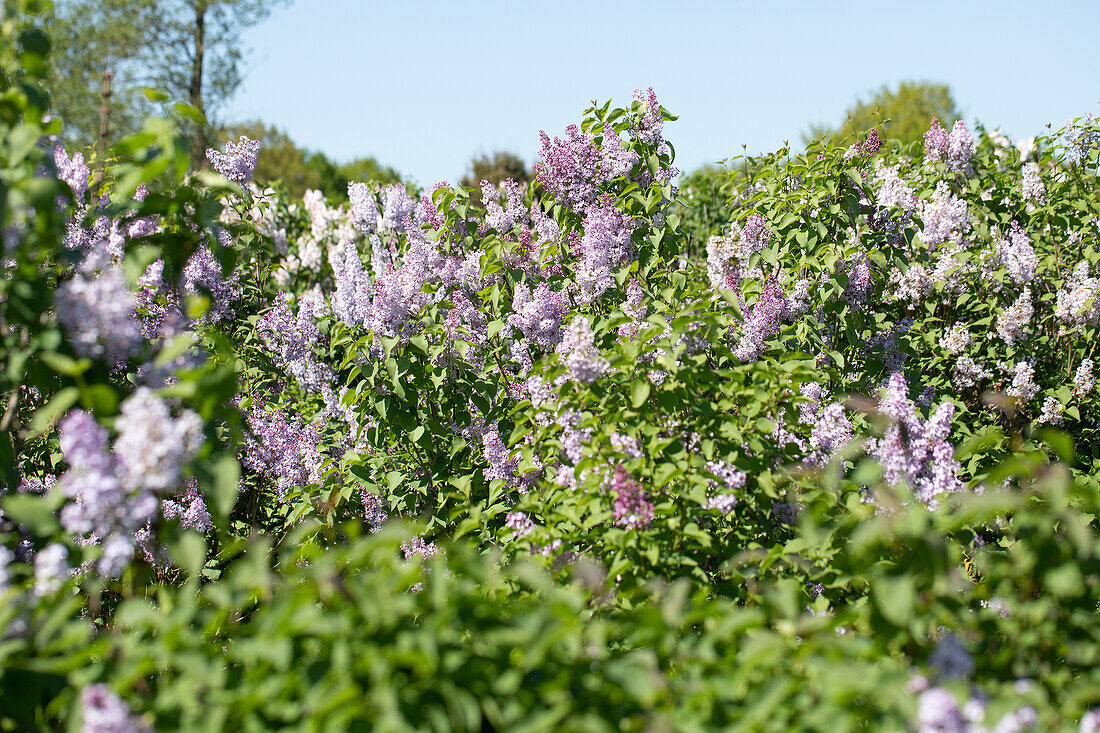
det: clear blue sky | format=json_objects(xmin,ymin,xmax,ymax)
[{"xmin": 229, "ymin": 0, "xmax": 1100, "ymax": 187}]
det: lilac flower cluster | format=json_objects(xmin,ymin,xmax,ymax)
[
  {"xmin": 242, "ymin": 402, "xmax": 324, "ymax": 497},
  {"xmin": 482, "ymin": 424, "xmax": 520, "ymax": 487},
  {"xmin": 1005, "ymin": 360, "xmax": 1039, "ymax": 404},
  {"xmin": 57, "ymin": 391, "xmax": 203, "ymax": 577},
  {"xmin": 206, "ymin": 136, "xmax": 260, "ymax": 187},
  {"xmin": 924, "ymin": 118, "xmax": 976, "ymax": 173},
  {"xmin": 914, "ymin": 685, "xmax": 1036, "ymax": 733},
  {"xmin": 843, "ymin": 128, "xmax": 882, "ymax": 161},
  {"xmin": 181, "ymin": 241, "xmax": 240, "ymax": 322},
  {"xmin": 379, "ymin": 184, "xmax": 417, "ymax": 233},
  {"xmin": 161, "ymin": 483, "xmax": 212, "ymax": 534},
  {"xmin": 533, "ymin": 123, "xmax": 639, "ymax": 210},
  {"xmin": 257, "ymin": 293, "xmax": 335, "ymax": 395},
  {"xmin": 995, "ymin": 223, "xmax": 1038, "ymax": 286},
  {"xmin": 558, "ymin": 316, "xmax": 609, "ymax": 384},
  {"xmin": 482, "ymin": 178, "xmax": 526, "ymax": 233},
  {"xmin": 611, "ymin": 466, "xmax": 654, "ymax": 530},
  {"xmin": 806, "ymin": 402, "xmax": 854, "ymax": 469},
  {"xmin": 508, "ymin": 283, "xmax": 568, "ymax": 349},
  {"xmin": 874, "ymin": 162, "xmax": 918, "ymax": 212},
  {"xmin": 505, "ymin": 511, "xmax": 534, "ymax": 537},
  {"xmin": 1020, "ymin": 162, "xmax": 1046, "ymax": 205},
  {"xmin": 995, "ymin": 288, "xmax": 1033, "ymax": 345},
  {"xmin": 1074, "ymin": 358, "xmax": 1095, "ymax": 396},
  {"xmin": 55, "ymin": 265, "xmax": 143, "ymax": 362},
  {"xmin": 348, "ymin": 181, "xmax": 379, "ymax": 234},
  {"xmin": 574, "ymin": 195, "xmax": 636, "ymax": 303},
  {"xmin": 866, "ymin": 373, "xmax": 961, "ymax": 507},
  {"xmin": 733, "ymin": 276, "xmax": 791, "ymax": 362},
  {"xmin": 1054, "ymin": 261, "xmax": 1100, "ymax": 329},
  {"xmin": 34, "ymin": 543, "xmax": 69, "ymax": 597},
  {"xmin": 920, "ymin": 181, "xmax": 971, "ymax": 246},
  {"xmin": 80, "ymin": 684, "xmax": 150, "ymax": 733},
  {"xmin": 53, "ymin": 144, "xmax": 89, "ymax": 202}
]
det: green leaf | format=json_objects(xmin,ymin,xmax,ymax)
[{"xmin": 630, "ymin": 381, "xmax": 651, "ymax": 409}]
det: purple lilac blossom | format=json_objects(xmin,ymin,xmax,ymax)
[
  {"xmin": 920, "ymin": 181, "xmax": 971, "ymax": 246},
  {"xmin": 508, "ymin": 283, "xmax": 568, "ymax": 349},
  {"xmin": 866, "ymin": 373, "xmax": 962, "ymax": 508},
  {"xmin": 1020, "ymin": 162, "xmax": 1046, "ymax": 204},
  {"xmin": 558, "ymin": 316, "xmax": 609, "ymax": 384},
  {"xmin": 611, "ymin": 466, "xmax": 654, "ymax": 530},
  {"xmin": 256, "ymin": 293, "xmax": 336, "ymax": 394},
  {"xmin": 505, "ymin": 511, "xmax": 534, "ymax": 537},
  {"xmin": 54, "ymin": 265, "xmax": 144, "ymax": 362},
  {"xmin": 80, "ymin": 684, "xmax": 150, "ymax": 733},
  {"xmin": 996, "ymin": 223, "xmax": 1038, "ymax": 286},
  {"xmin": 348, "ymin": 182, "xmax": 378, "ymax": 234},
  {"xmin": 54, "ymin": 144, "xmax": 90, "ymax": 202},
  {"xmin": 181, "ymin": 240, "xmax": 240, "ymax": 322},
  {"xmin": 206, "ymin": 136, "xmax": 260, "ymax": 187},
  {"xmin": 33, "ymin": 543, "xmax": 69, "ymax": 597},
  {"xmin": 575, "ymin": 196, "xmax": 636, "ymax": 302}
]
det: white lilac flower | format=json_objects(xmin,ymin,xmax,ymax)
[{"xmin": 558, "ymin": 317, "xmax": 609, "ymax": 384}]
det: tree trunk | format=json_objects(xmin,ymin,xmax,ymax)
[{"xmin": 189, "ymin": 1, "xmax": 207, "ymax": 166}]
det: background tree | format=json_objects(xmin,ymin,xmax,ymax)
[
  {"xmin": 459, "ymin": 150, "xmax": 531, "ymax": 205},
  {"xmin": 803, "ymin": 80, "xmax": 961, "ymax": 148},
  {"xmin": 222, "ymin": 120, "xmax": 403, "ymax": 200},
  {"xmin": 49, "ymin": 0, "xmax": 287, "ymax": 162}
]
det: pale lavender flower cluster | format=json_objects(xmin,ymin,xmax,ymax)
[
  {"xmin": 575, "ymin": 196, "xmax": 636, "ymax": 302},
  {"xmin": 379, "ymin": 184, "xmax": 418, "ymax": 233},
  {"xmin": 806, "ymin": 402, "xmax": 854, "ymax": 468},
  {"xmin": 733, "ymin": 276, "xmax": 791, "ymax": 362},
  {"xmin": 206, "ymin": 136, "xmax": 260, "ymax": 187},
  {"xmin": 401, "ymin": 536, "xmax": 442, "ymax": 561},
  {"xmin": 58, "ymin": 391, "xmax": 203, "ymax": 577},
  {"xmin": 939, "ymin": 324, "xmax": 972, "ymax": 355},
  {"xmin": 866, "ymin": 373, "xmax": 961, "ymax": 507},
  {"xmin": 1005, "ymin": 360, "xmax": 1039, "ymax": 404},
  {"xmin": 618, "ymin": 278, "xmax": 648, "ymax": 340},
  {"xmin": 533, "ymin": 122, "xmax": 639, "ymax": 210},
  {"xmin": 33, "ymin": 543, "xmax": 69, "ymax": 597},
  {"xmin": 1074, "ymin": 358, "xmax": 1095, "ymax": 396},
  {"xmin": 80, "ymin": 684, "xmax": 150, "ymax": 733},
  {"xmin": 928, "ymin": 634, "xmax": 974, "ymax": 680},
  {"xmin": 482, "ymin": 178, "xmax": 526, "ymax": 233},
  {"xmin": 1054, "ymin": 261, "xmax": 1100, "ymax": 329},
  {"xmin": 366, "ymin": 232, "xmax": 441, "ymax": 337},
  {"xmin": 924, "ymin": 118, "xmax": 975, "ymax": 173},
  {"xmin": 995, "ymin": 288, "xmax": 1033, "ymax": 345},
  {"xmin": 482, "ymin": 424, "xmax": 520, "ymax": 487},
  {"xmin": 1061, "ymin": 112, "xmax": 1099, "ymax": 163},
  {"xmin": 1037, "ymin": 396, "xmax": 1065, "ymax": 426},
  {"xmin": 55, "ymin": 265, "xmax": 144, "ymax": 362},
  {"xmin": 1020, "ymin": 162, "xmax": 1046, "ymax": 205},
  {"xmin": 995, "ymin": 223, "xmax": 1039, "ymax": 286},
  {"xmin": 920, "ymin": 181, "xmax": 971, "ymax": 245},
  {"xmin": 505, "ymin": 511, "xmax": 534, "ymax": 537},
  {"xmin": 242, "ymin": 403, "xmax": 324, "ymax": 497},
  {"xmin": 508, "ymin": 283, "xmax": 568, "ymax": 349},
  {"xmin": 558, "ymin": 316, "xmax": 609, "ymax": 384},
  {"xmin": 953, "ymin": 356, "xmax": 993, "ymax": 391},
  {"xmin": 348, "ymin": 182, "xmax": 378, "ymax": 234},
  {"xmin": 257, "ymin": 293, "xmax": 335, "ymax": 394},
  {"xmin": 54, "ymin": 144, "xmax": 89, "ymax": 202},
  {"xmin": 181, "ymin": 241, "xmax": 240, "ymax": 322},
  {"xmin": 160, "ymin": 483, "xmax": 212, "ymax": 534},
  {"xmin": 362, "ymin": 490, "xmax": 388, "ymax": 532},
  {"xmin": 631, "ymin": 87, "xmax": 663, "ymax": 145},
  {"xmin": 913, "ymin": 683, "xmax": 1037, "ymax": 733},
  {"xmin": 611, "ymin": 465, "xmax": 654, "ymax": 530},
  {"xmin": 874, "ymin": 162, "xmax": 918, "ymax": 212}
]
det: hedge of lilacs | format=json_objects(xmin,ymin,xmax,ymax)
[{"xmin": 4, "ymin": 4, "xmax": 1100, "ymax": 730}]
